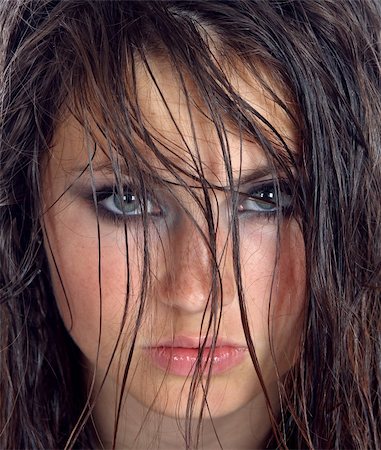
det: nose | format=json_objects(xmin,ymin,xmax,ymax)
[{"xmin": 156, "ymin": 213, "xmax": 236, "ymax": 314}]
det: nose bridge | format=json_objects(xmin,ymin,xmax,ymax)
[
  {"xmin": 157, "ymin": 210, "xmax": 235, "ymax": 313},
  {"xmin": 181, "ymin": 220, "xmax": 212, "ymax": 294}
]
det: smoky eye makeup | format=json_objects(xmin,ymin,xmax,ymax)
[
  {"xmin": 68, "ymin": 165, "xmax": 295, "ymax": 227},
  {"xmin": 80, "ymin": 180, "xmax": 295, "ymax": 226},
  {"xmin": 94, "ymin": 184, "xmax": 163, "ymax": 222},
  {"xmin": 238, "ymin": 179, "xmax": 294, "ymax": 220},
  {"xmin": 65, "ymin": 173, "xmax": 164, "ymax": 225}
]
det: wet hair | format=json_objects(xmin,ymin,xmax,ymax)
[{"xmin": 1, "ymin": 0, "xmax": 380, "ymax": 448}]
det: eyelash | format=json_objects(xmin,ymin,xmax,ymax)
[
  {"xmin": 241, "ymin": 180, "xmax": 293, "ymax": 220},
  {"xmin": 94, "ymin": 186, "xmax": 161, "ymax": 223},
  {"xmin": 91, "ymin": 181, "xmax": 294, "ymax": 224}
]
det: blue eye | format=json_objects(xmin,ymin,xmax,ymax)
[
  {"xmin": 97, "ymin": 188, "xmax": 160, "ymax": 217},
  {"xmin": 239, "ymin": 183, "xmax": 292, "ymax": 214}
]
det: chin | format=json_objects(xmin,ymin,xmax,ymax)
[{"xmin": 126, "ymin": 359, "xmax": 261, "ymax": 420}]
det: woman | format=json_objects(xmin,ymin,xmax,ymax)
[{"xmin": 1, "ymin": 1, "xmax": 380, "ymax": 448}]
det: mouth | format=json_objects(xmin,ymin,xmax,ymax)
[{"xmin": 145, "ymin": 336, "xmax": 248, "ymax": 377}]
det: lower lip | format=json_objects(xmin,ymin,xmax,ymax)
[{"xmin": 147, "ymin": 346, "xmax": 247, "ymax": 377}]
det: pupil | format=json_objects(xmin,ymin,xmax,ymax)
[
  {"xmin": 113, "ymin": 191, "xmax": 137, "ymax": 213},
  {"xmin": 257, "ymin": 188, "xmax": 276, "ymax": 210},
  {"xmin": 260, "ymin": 190, "xmax": 274, "ymax": 201}
]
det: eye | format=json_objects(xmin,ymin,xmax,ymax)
[
  {"xmin": 239, "ymin": 182, "xmax": 292, "ymax": 214},
  {"xmin": 97, "ymin": 187, "xmax": 161, "ymax": 217}
]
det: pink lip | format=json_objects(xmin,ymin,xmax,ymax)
[{"xmin": 146, "ymin": 336, "xmax": 247, "ymax": 377}]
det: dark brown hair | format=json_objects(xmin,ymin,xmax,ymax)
[{"xmin": 1, "ymin": 1, "xmax": 380, "ymax": 448}]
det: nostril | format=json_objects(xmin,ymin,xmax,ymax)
[{"xmin": 156, "ymin": 248, "xmax": 235, "ymax": 313}]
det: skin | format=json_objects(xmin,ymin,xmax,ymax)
[{"xmin": 42, "ymin": 58, "xmax": 305, "ymax": 449}]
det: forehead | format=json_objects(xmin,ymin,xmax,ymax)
[{"xmin": 49, "ymin": 57, "xmax": 297, "ymax": 184}]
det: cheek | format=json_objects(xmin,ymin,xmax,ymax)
[
  {"xmin": 43, "ymin": 207, "xmax": 140, "ymax": 365},
  {"xmin": 240, "ymin": 220, "xmax": 305, "ymax": 371}
]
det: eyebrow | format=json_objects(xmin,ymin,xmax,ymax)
[{"xmin": 69, "ymin": 159, "xmax": 279, "ymax": 188}]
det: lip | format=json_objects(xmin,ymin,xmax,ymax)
[{"xmin": 146, "ymin": 336, "xmax": 247, "ymax": 377}]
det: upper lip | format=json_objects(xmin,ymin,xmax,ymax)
[{"xmin": 147, "ymin": 335, "xmax": 247, "ymax": 349}]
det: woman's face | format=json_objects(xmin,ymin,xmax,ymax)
[{"xmin": 42, "ymin": 59, "xmax": 305, "ymax": 423}]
